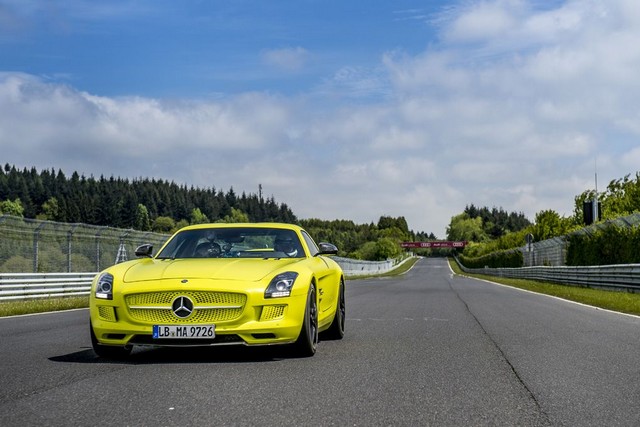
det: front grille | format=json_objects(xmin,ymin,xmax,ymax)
[
  {"xmin": 98, "ymin": 306, "xmax": 117, "ymax": 322},
  {"xmin": 260, "ymin": 305, "xmax": 286, "ymax": 321},
  {"xmin": 127, "ymin": 291, "xmax": 245, "ymax": 306},
  {"xmin": 125, "ymin": 291, "xmax": 246, "ymax": 324}
]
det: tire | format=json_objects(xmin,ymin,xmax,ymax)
[
  {"xmin": 321, "ymin": 279, "xmax": 345, "ymax": 340},
  {"xmin": 90, "ymin": 324, "xmax": 132, "ymax": 359},
  {"xmin": 292, "ymin": 283, "xmax": 318, "ymax": 357}
]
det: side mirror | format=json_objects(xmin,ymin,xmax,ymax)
[
  {"xmin": 135, "ymin": 244, "xmax": 153, "ymax": 258},
  {"xmin": 317, "ymin": 242, "xmax": 338, "ymax": 256}
]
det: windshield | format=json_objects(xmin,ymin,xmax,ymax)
[{"xmin": 156, "ymin": 227, "xmax": 305, "ymax": 259}]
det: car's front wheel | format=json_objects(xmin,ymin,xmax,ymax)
[
  {"xmin": 90, "ymin": 324, "xmax": 132, "ymax": 359},
  {"xmin": 292, "ymin": 283, "xmax": 318, "ymax": 357},
  {"xmin": 322, "ymin": 279, "xmax": 345, "ymax": 340}
]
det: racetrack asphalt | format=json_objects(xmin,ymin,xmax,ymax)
[{"xmin": 1, "ymin": 257, "xmax": 639, "ymax": 426}]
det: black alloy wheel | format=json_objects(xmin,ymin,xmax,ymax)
[
  {"xmin": 322, "ymin": 279, "xmax": 345, "ymax": 340},
  {"xmin": 292, "ymin": 283, "xmax": 318, "ymax": 357}
]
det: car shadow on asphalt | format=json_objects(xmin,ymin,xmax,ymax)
[{"xmin": 49, "ymin": 345, "xmax": 291, "ymax": 365}]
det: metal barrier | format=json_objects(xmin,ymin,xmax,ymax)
[
  {"xmin": 0, "ymin": 272, "xmax": 96, "ymax": 301},
  {"xmin": 0, "ymin": 256, "xmax": 415, "ymax": 301},
  {"xmin": 456, "ymin": 259, "xmax": 640, "ymax": 292},
  {"xmin": 335, "ymin": 256, "xmax": 412, "ymax": 277}
]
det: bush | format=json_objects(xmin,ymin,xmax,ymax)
[
  {"xmin": 566, "ymin": 225, "xmax": 640, "ymax": 266},
  {"xmin": 458, "ymin": 249, "xmax": 523, "ymax": 269},
  {"xmin": 2, "ymin": 256, "xmax": 33, "ymax": 273}
]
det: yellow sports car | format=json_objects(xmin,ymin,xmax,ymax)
[{"xmin": 90, "ymin": 223, "xmax": 345, "ymax": 358}]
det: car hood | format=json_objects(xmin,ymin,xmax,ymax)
[{"xmin": 122, "ymin": 258, "xmax": 300, "ymax": 283}]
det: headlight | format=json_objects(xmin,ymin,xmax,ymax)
[
  {"xmin": 95, "ymin": 273, "xmax": 114, "ymax": 300},
  {"xmin": 265, "ymin": 272, "xmax": 298, "ymax": 298}
]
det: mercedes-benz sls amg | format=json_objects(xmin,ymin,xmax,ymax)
[{"xmin": 90, "ymin": 223, "xmax": 345, "ymax": 358}]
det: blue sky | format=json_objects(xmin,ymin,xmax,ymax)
[
  {"xmin": 2, "ymin": 1, "xmax": 443, "ymax": 97},
  {"xmin": 1, "ymin": 0, "xmax": 639, "ymax": 237}
]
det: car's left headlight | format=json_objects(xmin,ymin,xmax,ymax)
[
  {"xmin": 265, "ymin": 272, "xmax": 298, "ymax": 298},
  {"xmin": 95, "ymin": 272, "xmax": 114, "ymax": 300}
]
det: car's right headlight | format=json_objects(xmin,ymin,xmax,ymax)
[
  {"xmin": 265, "ymin": 272, "xmax": 298, "ymax": 298},
  {"xmin": 95, "ymin": 273, "xmax": 114, "ymax": 300}
]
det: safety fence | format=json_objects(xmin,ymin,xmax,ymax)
[
  {"xmin": 0, "ymin": 215, "xmax": 169, "ymax": 273},
  {"xmin": 521, "ymin": 212, "xmax": 640, "ymax": 267},
  {"xmin": 456, "ymin": 258, "xmax": 640, "ymax": 293},
  {"xmin": 522, "ymin": 236, "xmax": 567, "ymax": 267}
]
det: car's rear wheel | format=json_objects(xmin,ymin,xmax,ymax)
[
  {"xmin": 322, "ymin": 279, "xmax": 345, "ymax": 340},
  {"xmin": 292, "ymin": 283, "xmax": 318, "ymax": 357},
  {"xmin": 90, "ymin": 324, "xmax": 132, "ymax": 359}
]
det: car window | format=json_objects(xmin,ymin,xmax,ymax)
[
  {"xmin": 156, "ymin": 227, "xmax": 304, "ymax": 259},
  {"xmin": 301, "ymin": 231, "xmax": 319, "ymax": 257}
]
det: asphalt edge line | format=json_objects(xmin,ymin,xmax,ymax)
[
  {"xmin": 0, "ymin": 307, "xmax": 88, "ymax": 320},
  {"xmin": 447, "ymin": 261, "xmax": 640, "ymax": 321}
]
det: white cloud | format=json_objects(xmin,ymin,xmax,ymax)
[
  {"xmin": 261, "ymin": 47, "xmax": 309, "ymax": 72},
  {"xmin": 443, "ymin": 0, "xmax": 522, "ymax": 43},
  {"xmin": 3, "ymin": 1, "xmax": 640, "ymax": 237}
]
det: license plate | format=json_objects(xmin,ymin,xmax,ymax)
[{"xmin": 153, "ymin": 325, "xmax": 216, "ymax": 339}]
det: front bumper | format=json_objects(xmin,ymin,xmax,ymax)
[{"xmin": 90, "ymin": 282, "xmax": 308, "ymax": 348}]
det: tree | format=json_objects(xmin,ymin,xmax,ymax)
[
  {"xmin": 0, "ymin": 198, "xmax": 24, "ymax": 217},
  {"xmin": 532, "ymin": 210, "xmax": 574, "ymax": 241},
  {"xmin": 446, "ymin": 213, "xmax": 488, "ymax": 242},
  {"xmin": 463, "ymin": 205, "xmax": 531, "ymax": 238},
  {"xmin": 378, "ymin": 216, "xmax": 409, "ymax": 235},
  {"xmin": 190, "ymin": 207, "xmax": 209, "ymax": 224},
  {"xmin": 41, "ymin": 197, "xmax": 60, "ymax": 221},
  {"xmin": 219, "ymin": 207, "xmax": 249, "ymax": 223},
  {"xmin": 152, "ymin": 216, "xmax": 176, "ymax": 233},
  {"xmin": 174, "ymin": 219, "xmax": 189, "ymax": 232},
  {"xmin": 374, "ymin": 237, "xmax": 401, "ymax": 260},
  {"xmin": 574, "ymin": 172, "xmax": 640, "ymax": 223},
  {"xmin": 134, "ymin": 204, "xmax": 151, "ymax": 231}
]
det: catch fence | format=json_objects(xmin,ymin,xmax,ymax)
[
  {"xmin": 0, "ymin": 215, "xmax": 169, "ymax": 273},
  {"xmin": 522, "ymin": 212, "xmax": 640, "ymax": 267}
]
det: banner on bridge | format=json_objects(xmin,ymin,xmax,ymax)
[{"xmin": 400, "ymin": 241, "xmax": 468, "ymax": 249}]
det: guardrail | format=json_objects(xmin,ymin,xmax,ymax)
[
  {"xmin": 0, "ymin": 273, "xmax": 95, "ymax": 301},
  {"xmin": 335, "ymin": 256, "xmax": 412, "ymax": 277},
  {"xmin": 456, "ymin": 259, "xmax": 640, "ymax": 292},
  {"xmin": 0, "ymin": 256, "xmax": 415, "ymax": 301}
]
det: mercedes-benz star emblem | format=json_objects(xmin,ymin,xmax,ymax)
[{"xmin": 172, "ymin": 296, "xmax": 194, "ymax": 319}]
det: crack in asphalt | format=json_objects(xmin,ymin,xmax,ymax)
[{"xmin": 447, "ymin": 276, "xmax": 553, "ymax": 426}]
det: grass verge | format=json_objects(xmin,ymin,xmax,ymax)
[
  {"xmin": 0, "ymin": 296, "xmax": 89, "ymax": 318},
  {"xmin": 448, "ymin": 258, "xmax": 640, "ymax": 317}
]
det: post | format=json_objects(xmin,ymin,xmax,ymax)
[{"xmin": 33, "ymin": 222, "xmax": 46, "ymax": 273}]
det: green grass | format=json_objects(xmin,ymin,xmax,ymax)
[
  {"xmin": 449, "ymin": 258, "xmax": 640, "ymax": 316},
  {"xmin": 0, "ymin": 296, "xmax": 89, "ymax": 317}
]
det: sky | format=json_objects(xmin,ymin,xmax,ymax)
[{"xmin": 1, "ymin": 0, "xmax": 640, "ymax": 238}]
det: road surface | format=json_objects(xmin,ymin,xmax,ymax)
[{"xmin": 1, "ymin": 258, "xmax": 639, "ymax": 426}]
